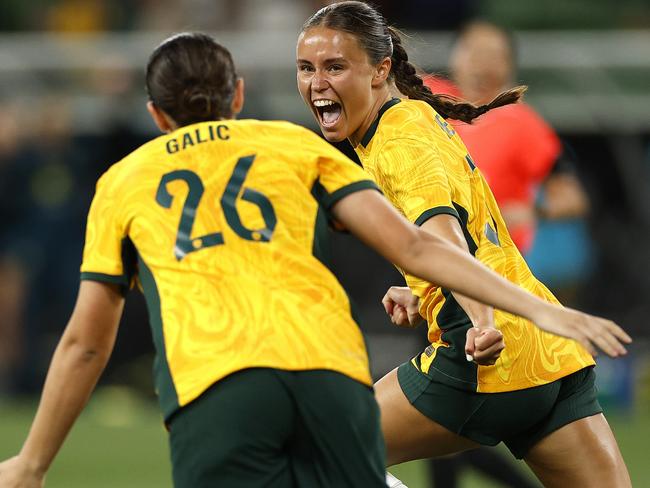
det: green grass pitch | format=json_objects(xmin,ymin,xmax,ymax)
[{"xmin": 1, "ymin": 386, "xmax": 648, "ymax": 487}]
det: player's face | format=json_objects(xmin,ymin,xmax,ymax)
[{"xmin": 297, "ymin": 27, "xmax": 378, "ymax": 144}]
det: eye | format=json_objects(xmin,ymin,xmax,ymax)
[
  {"xmin": 327, "ymin": 64, "xmax": 343, "ymax": 72},
  {"xmin": 298, "ymin": 64, "xmax": 314, "ymax": 73}
]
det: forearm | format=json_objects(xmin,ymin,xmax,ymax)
[
  {"xmin": 19, "ymin": 336, "xmax": 111, "ymax": 475},
  {"xmin": 418, "ymin": 214, "xmax": 495, "ymax": 328},
  {"xmin": 402, "ymin": 230, "xmax": 547, "ymax": 322},
  {"xmin": 452, "ymin": 292, "xmax": 495, "ymax": 327}
]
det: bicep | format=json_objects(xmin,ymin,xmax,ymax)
[{"xmin": 419, "ymin": 214, "xmax": 468, "ymax": 252}]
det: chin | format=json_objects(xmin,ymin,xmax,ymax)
[
  {"xmin": 320, "ymin": 127, "xmax": 346, "ymax": 143},
  {"xmin": 324, "ymin": 134, "xmax": 346, "ymax": 143}
]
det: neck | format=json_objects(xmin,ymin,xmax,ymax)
[{"xmin": 348, "ymin": 90, "xmax": 393, "ymax": 147}]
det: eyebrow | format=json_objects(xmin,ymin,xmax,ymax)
[{"xmin": 296, "ymin": 57, "xmax": 347, "ymax": 64}]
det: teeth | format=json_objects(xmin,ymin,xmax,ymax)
[{"xmin": 313, "ymin": 100, "xmax": 336, "ymax": 107}]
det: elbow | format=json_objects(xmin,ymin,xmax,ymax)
[
  {"xmin": 61, "ymin": 336, "xmax": 112, "ymax": 366},
  {"xmin": 397, "ymin": 228, "xmax": 429, "ymax": 276},
  {"xmin": 398, "ymin": 227, "xmax": 454, "ymax": 283},
  {"xmin": 78, "ymin": 348, "xmax": 104, "ymax": 363}
]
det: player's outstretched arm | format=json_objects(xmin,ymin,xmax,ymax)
[
  {"xmin": 332, "ymin": 189, "xmax": 631, "ymax": 357},
  {"xmin": 0, "ymin": 281, "xmax": 124, "ymax": 487}
]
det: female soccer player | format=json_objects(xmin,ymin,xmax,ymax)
[
  {"xmin": 0, "ymin": 32, "xmax": 628, "ymax": 488},
  {"xmin": 296, "ymin": 3, "xmax": 632, "ymax": 487}
]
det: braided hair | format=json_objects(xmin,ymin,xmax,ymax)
[{"xmin": 302, "ymin": 1, "xmax": 525, "ymax": 123}]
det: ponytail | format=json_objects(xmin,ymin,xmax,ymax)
[{"xmin": 388, "ymin": 27, "xmax": 526, "ymax": 123}]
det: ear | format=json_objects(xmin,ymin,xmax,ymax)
[
  {"xmin": 372, "ymin": 57, "xmax": 392, "ymax": 87},
  {"xmin": 146, "ymin": 101, "xmax": 176, "ymax": 133},
  {"xmin": 230, "ymin": 78, "xmax": 245, "ymax": 117}
]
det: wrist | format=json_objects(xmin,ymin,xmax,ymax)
[
  {"xmin": 18, "ymin": 451, "xmax": 49, "ymax": 478},
  {"xmin": 469, "ymin": 308, "xmax": 495, "ymax": 329},
  {"xmin": 472, "ymin": 320, "xmax": 495, "ymax": 330}
]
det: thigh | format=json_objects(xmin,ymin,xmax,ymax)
[
  {"xmin": 289, "ymin": 370, "xmax": 386, "ymax": 488},
  {"xmin": 169, "ymin": 369, "xmax": 295, "ymax": 488},
  {"xmin": 524, "ymin": 414, "xmax": 630, "ymax": 488},
  {"xmin": 375, "ymin": 367, "xmax": 480, "ymax": 466}
]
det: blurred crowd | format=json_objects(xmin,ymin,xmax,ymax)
[
  {"xmin": 1, "ymin": 0, "xmax": 477, "ymax": 32},
  {"xmin": 2, "ymin": 0, "xmax": 649, "ymax": 32}
]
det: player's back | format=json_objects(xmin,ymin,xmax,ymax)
[{"xmin": 81, "ymin": 119, "xmax": 376, "ymax": 419}]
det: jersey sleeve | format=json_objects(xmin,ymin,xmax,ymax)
[
  {"xmin": 307, "ymin": 135, "xmax": 380, "ymax": 210},
  {"xmin": 372, "ymin": 138, "xmax": 461, "ymax": 297},
  {"xmin": 80, "ymin": 170, "xmax": 136, "ymax": 294},
  {"xmin": 375, "ymin": 138, "xmax": 459, "ymax": 226}
]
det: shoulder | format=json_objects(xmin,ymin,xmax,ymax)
[
  {"xmin": 96, "ymin": 147, "xmax": 142, "ymax": 187},
  {"xmin": 384, "ymin": 98, "xmax": 432, "ymax": 121},
  {"xmin": 378, "ymin": 100, "xmax": 438, "ymax": 139},
  {"xmin": 488, "ymin": 102, "xmax": 554, "ymax": 133},
  {"xmin": 377, "ymin": 100, "xmax": 451, "ymax": 152},
  {"xmin": 92, "ymin": 134, "xmax": 165, "ymax": 193}
]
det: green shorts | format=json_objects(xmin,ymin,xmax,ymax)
[
  {"xmin": 168, "ymin": 368, "xmax": 386, "ymax": 488},
  {"xmin": 398, "ymin": 363, "xmax": 602, "ymax": 459}
]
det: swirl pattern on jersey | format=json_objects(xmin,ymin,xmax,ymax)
[
  {"xmin": 355, "ymin": 99, "xmax": 593, "ymax": 393},
  {"xmin": 81, "ymin": 120, "xmax": 376, "ymax": 419}
]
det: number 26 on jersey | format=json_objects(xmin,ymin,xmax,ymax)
[{"xmin": 155, "ymin": 154, "xmax": 277, "ymax": 260}]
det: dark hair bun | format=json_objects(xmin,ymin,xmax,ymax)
[{"xmin": 183, "ymin": 86, "xmax": 214, "ymax": 120}]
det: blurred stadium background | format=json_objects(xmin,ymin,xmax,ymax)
[{"xmin": 0, "ymin": 0, "xmax": 648, "ymax": 486}]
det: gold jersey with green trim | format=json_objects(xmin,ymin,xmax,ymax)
[
  {"xmin": 354, "ymin": 98, "xmax": 594, "ymax": 393},
  {"xmin": 80, "ymin": 119, "xmax": 378, "ymax": 420}
]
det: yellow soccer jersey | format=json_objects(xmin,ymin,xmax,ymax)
[
  {"xmin": 81, "ymin": 119, "xmax": 378, "ymax": 419},
  {"xmin": 354, "ymin": 98, "xmax": 594, "ymax": 393}
]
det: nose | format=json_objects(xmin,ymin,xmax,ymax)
[{"xmin": 311, "ymin": 70, "xmax": 328, "ymax": 93}]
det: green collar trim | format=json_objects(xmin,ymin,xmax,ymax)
[{"xmin": 359, "ymin": 98, "xmax": 401, "ymax": 148}]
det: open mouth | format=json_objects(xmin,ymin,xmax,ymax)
[{"xmin": 313, "ymin": 99, "xmax": 342, "ymax": 128}]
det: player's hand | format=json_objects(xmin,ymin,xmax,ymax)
[
  {"xmin": 381, "ymin": 286, "xmax": 425, "ymax": 328},
  {"xmin": 0, "ymin": 456, "xmax": 45, "ymax": 488},
  {"xmin": 465, "ymin": 324, "xmax": 504, "ymax": 366},
  {"xmin": 531, "ymin": 303, "xmax": 632, "ymax": 357}
]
